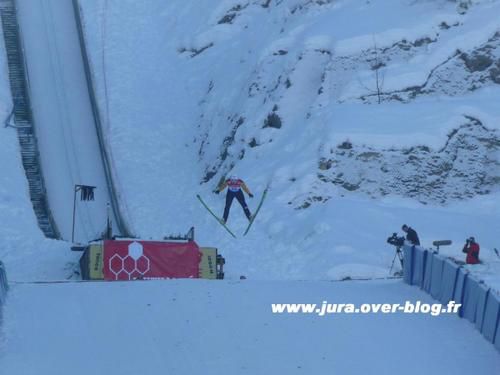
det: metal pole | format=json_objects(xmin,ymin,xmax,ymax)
[
  {"xmin": 71, "ymin": 185, "xmax": 79, "ymax": 243},
  {"xmin": 389, "ymin": 251, "xmax": 398, "ymax": 274},
  {"xmin": 106, "ymin": 202, "xmax": 112, "ymax": 239},
  {"xmin": 397, "ymin": 249, "xmax": 404, "ymax": 268}
]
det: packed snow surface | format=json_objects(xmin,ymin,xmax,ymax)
[
  {"xmin": 0, "ymin": 1, "xmax": 499, "ymax": 373},
  {"xmin": 1, "ymin": 279, "xmax": 499, "ymax": 374}
]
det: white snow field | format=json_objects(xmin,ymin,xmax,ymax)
[
  {"xmin": 0, "ymin": 1, "xmax": 499, "ymax": 374},
  {"xmin": 77, "ymin": 0, "xmax": 500, "ymax": 283},
  {"xmin": 15, "ymin": 0, "xmax": 118, "ymax": 243},
  {"xmin": 1, "ymin": 279, "xmax": 500, "ymax": 375}
]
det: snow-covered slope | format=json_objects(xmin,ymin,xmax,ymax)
[
  {"xmin": 0, "ymin": 21, "xmax": 79, "ymax": 281},
  {"xmin": 77, "ymin": 0, "xmax": 500, "ymax": 281},
  {"xmin": 0, "ymin": 2, "xmax": 499, "ymax": 373},
  {"xmin": 2, "ymin": 279, "xmax": 500, "ymax": 374}
]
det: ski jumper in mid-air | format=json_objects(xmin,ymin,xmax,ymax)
[{"xmin": 214, "ymin": 176, "xmax": 253, "ymax": 224}]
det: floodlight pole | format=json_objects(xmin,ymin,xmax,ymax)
[
  {"xmin": 72, "ymin": 184, "xmax": 96, "ymax": 243},
  {"xmin": 106, "ymin": 202, "xmax": 112, "ymax": 239},
  {"xmin": 72, "ymin": 185, "xmax": 80, "ymax": 243}
]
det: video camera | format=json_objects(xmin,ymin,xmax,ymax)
[{"xmin": 387, "ymin": 233, "xmax": 405, "ymax": 248}]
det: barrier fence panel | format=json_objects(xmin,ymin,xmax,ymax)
[
  {"xmin": 495, "ymin": 299, "xmax": 500, "ymax": 351},
  {"xmin": 403, "ymin": 245, "xmax": 413, "ymax": 285},
  {"xmin": 462, "ymin": 275, "xmax": 482, "ymax": 323},
  {"xmin": 430, "ymin": 255, "xmax": 444, "ymax": 300},
  {"xmin": 439, "ymin": 259, "xmax": 460, "ymax": 305},
  {"xmin": 0, "ymin": 261, "xmax": 8, "ymax": 317},
  {"xmin": 482, "ymin": 292, "xmax": 500, "ymax": 343},
  {"xmin": 453, "ymin": 268, "xmax": 468, "ymax": 312},
  {"xmin": 423, "ymin": 250, "xmax": 433, "ymax": 293},
  {"xmin": 475, "ymin": 283, "xmax": 489, "ymax": 332},
  {"xmin": 412, "ymin": 247, "xmax": 426, "ymax": 288},
  {"xmin": 402, "ymin": 245, "xmax": 500, "ymax": 351}
]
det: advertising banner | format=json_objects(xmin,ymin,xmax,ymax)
[
  {"xmin": 199, "ymin": 247, "xmax": 218, "ymax": 279},
  {"xmin": 89, "ymin": 244, "xmax": 104, "ymax": 280},
  {"xmin": 103, "ymin": 240, "xmax": 202, "ymax": 280}
]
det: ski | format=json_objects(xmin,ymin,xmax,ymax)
[
  {"xmin": 196, "ymin": 194, "xmax": 237, "ymax": 238},
  {"xmin": 243, "ymin": 187, "xmax": 269, "ymax": 236}
]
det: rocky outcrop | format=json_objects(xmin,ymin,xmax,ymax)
[{"xmin": 309, "ymin": 117, "xmax": 500, "ymax": 207}]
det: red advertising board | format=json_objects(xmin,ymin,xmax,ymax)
[{"xmin": 103, "ymin": 240, "xmax": 202, "ymax": 280}]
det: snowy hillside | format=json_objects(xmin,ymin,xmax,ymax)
[
  {"xmin": 74, "ymin": 0, "xmax": 500, "ymax": 281},
  {"xmin": 0, "ymin": 1, "xmax": 499, "ymax": 374}
]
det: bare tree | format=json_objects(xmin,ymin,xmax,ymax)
[{"xmin": 357, "ymin": 37, "xmax": 386, "ymax": 104}]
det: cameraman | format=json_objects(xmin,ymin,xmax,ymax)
[
  {"xmin": 402, "ymin": 224, "xmax": 420, "ymax": 246},
  {"xmin": 463, "ymin": 237, "xmax": 480, "ymax": 265}
]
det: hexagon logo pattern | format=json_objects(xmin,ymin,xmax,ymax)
[{"xmin": 109, "ymin": 241, "xmax": 151, "ymax": 280}]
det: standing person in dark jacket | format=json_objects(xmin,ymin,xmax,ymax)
[
  {"xmin": 214, "ymin": 175, "xmax": 253, "ymax": 224},
  {"xmin": 463, "ymin": 237, "xmax": 480, "ymax": 264},
  {"xmin": 402, "ymin": 224, "xmax": 420, "ymax": 246}
]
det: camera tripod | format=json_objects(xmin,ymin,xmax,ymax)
[{"xmin": 389, "ymin": 246, "xmax": 404, "ymax": 275}]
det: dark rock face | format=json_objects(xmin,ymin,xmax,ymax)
[
  {"xmin": 490, "ymin": 61, "xmax": 500, "ymax": 84},
  {"xmin": 308, "ymin": 118, "xmax": 500, "ymax": 207},
  {"xmin": 335, "ymin": 32, "xmax": 500, "ymax": 104},
  {"xmin": 178, "ymin": 43, "xmax": 214, "ymax": 58},
  {"xmin": 263, "ymin": 113, "xmax": 282, "ymax": 129},
  {"xmin": 201, "ymin": 115, "xmax": 245, "ymax": 182},
  {"xmin": 460, "ymin": 52, "xmax": 493, "ymax": 72}
]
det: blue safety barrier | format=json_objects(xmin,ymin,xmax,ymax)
[
  {"xmin": 474, "ymin": 283, "xmax": 489, "ymax": 332},
  {"xmin": 403, "ymin": 245, "xmax": 414, "ymax": 285},
  {"xmin": 439, "ymin": 259, "xmax": 460, "ymax": 305},
  {"xmin": 462, "ymin": 275, "xmax": 482, "ymax": 323},
  {"xmin": 430, "ymin": 255, "xmax": 444, "ymax": 300},
  {"xmin": 495, "ymin": 299, "xmax": 500, "ymax": 351},
  {"xmin": 482, "ymin": 292, "xmax": 500, "ymax": 343},
  {"xmin": 453, "ymin": 268, "xmax": 468, "ymax": 312},
  {"xmin": 412, "ymin": 246, "xmax": 426, "ymax": 288},
  {"xmin": 0, "ymin": 260, "xmax": 8, "ymax": 312},
  {"xmin": 402, "ymin": 245, "xmax": 500, "ymax": 351},
  {"xmin": 0, "ymin": 262, "xmax": 7, "ymax": 330},
  {"xmin": 422, "ymin": 250, "xmax": 433, "ymax": 293}
]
